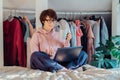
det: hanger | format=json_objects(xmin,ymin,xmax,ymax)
[
  {"xmin": 79, "ymin": 12, "xmax": 81, "ymax": 20},
  {"xmin": 71, "ymin": 12, "xmax": 74, "ymax": 21},
  {"xmin": 63, "ymin": 12, "xmax": 68, "ymax": 21},
  {"xmin": 73, "ymin": 12, "xmax": 78, "ymax": 21},
  {"xmin": 67, "ymin": 12, "xmax": 72, "ymax": 22},
  {"xmin": 8, "ymin": 9, "xmax": 14, "ymax": 22}
]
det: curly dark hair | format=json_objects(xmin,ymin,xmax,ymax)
[{"xmin": 39, "ymin": 9, "xmax": 57, "ymax": 26}]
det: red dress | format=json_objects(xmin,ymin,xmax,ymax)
[{"xmin": 3, "ymin": 18, "xmax": 26, "ymax": 67}]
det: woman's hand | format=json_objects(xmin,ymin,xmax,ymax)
[
  {"xmin": 46, "ymin": 48, "xmax": 54, "ymax": 56},
  {"xmin": 23, "ymin": 16, "xmax": 34, "ymax": 37},
  {"xmin": 64, "ymin": 33, "xmax": 71, "ymax": 47},
  {"xmin": 66, "ymin": 33, "xmax": 71, "ymax": 42},
  {"xmin": 23, "ymin": 16, "xmax": 31, "ymax": 23}
]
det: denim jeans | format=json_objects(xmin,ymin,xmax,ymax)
[{"xmin": 30, "ymin": 51, "xmax": 88, "ymax": 72}]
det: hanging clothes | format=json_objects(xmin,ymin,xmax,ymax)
[
  {"xmin": 74, "ymin": 20, "xmax": 83, "ymax": 46},
  {"xmin": 54, "ymin": 19, "xmax": 71, "ymax": 41},
  {"xmin": 100, "ymin": 16, "xmax": 109, "ymax": 45},
  {"xmin": 87, "ymin": 20, "xmax": 100, "ymax": 48},
  {"xmin": 14, "ymin": 16, "xmax": 26, "ymax": 38},
  {"xmin": 68, "ymin": 21, "xmax": 77, "ymax": 47},
  {"xmin": 3, "ymin": 18, "xmax": 26, "ymax": 67},
  {"xmin": 80, "ymin": 25, "xmax": 87, "ymax": 52},
  {"xmin": 22, "ymin": 20, "xmax": 30, "ymax": 43},
  {"xmin": 81, "ymin": 21, "xmax": 95, "ymax": 64}
]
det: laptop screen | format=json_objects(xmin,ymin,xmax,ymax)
[{"xmin": 54, "ymin": 46, "xmax": 83, "ymax": 62}]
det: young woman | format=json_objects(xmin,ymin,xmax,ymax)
[{"xmin": 26, "ymin": 9, "xmax": 88, "ymax": 72}]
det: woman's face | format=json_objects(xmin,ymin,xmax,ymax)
[{"xmin": 43, "ymin": 16, "xmax": 56, "ymax": 31}]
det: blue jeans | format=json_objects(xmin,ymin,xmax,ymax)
[
  {"xmin": 30, "ymin": 51, "xmax": 88, "ymax": 72},
  {"xmin": 67, "ymin": 51, "xmax": 88, "ymax": 69}
]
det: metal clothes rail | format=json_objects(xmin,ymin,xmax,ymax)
[
  {"xmin": 3, "ymin": 8, "xmax": 35, "ymax": 14},
  {"xmin": 56, "ymin": 11, "xmax": 111, "ymax": 15}
]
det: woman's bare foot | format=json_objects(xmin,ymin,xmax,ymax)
[
  {"xmin": 57, "ymin": 67, "xmax": 73, "ymax": 72},
  {"xmin": 57, "ymin": 67, "xmax": 68, "ymax": 72}
]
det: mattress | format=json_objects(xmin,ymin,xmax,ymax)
[{"xmin": 0, "ymin": 65, "xmax": 120, "ymax": 80}]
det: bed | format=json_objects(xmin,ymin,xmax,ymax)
[{"xmin": 0, "ymin": 64, "xmax": 120, "ymax": 80}]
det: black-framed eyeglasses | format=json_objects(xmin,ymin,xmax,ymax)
[{"xmin": 45, "ymin": 19, "xmax": 56, "ymax": 23}]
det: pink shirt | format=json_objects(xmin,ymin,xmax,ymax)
[
  {"xmin": 76, "ymin": 26, "xmax": 83, "ymax": 46},
  {"xmin": 30, "ymin": 28, "xmax": 70, "ymax": 59},
  {"xmin": 75, "ymin": 20, "xmax": 83, "ymax": 46}
]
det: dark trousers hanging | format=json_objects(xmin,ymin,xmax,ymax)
[{"xmin": 30, "ymin": 51, "xmax": 88, "ymax": 72}]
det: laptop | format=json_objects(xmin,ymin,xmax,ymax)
[{"xmin": 54, "ymin": 46, "xmax": 83, "ymax": 62}]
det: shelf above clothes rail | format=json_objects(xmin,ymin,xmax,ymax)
[
  {"xmin": 56, "ymin": 11, "xmax": 111, "ymax": 15},
  {"xmin": 3, "ymin": 8, "xmax": 35, "ymax": 14}
]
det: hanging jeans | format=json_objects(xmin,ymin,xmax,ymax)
[{"xmin": 30, "ymin": 51, "xmax": 88, "ymax": 72}]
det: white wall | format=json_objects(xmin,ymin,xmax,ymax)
[
  {"xmin": 0, "ymin": 0, "xmax": 3, "ymax": 67},
  {"xmin": 3, "ymin": 0, "xmax": 112, "ymax": 27},
  {"xmin": 36, "ymin": 0, "xmax": 48, "ymax": 28},
  {"xmin": 3, "ymin": 0, "xmax": 35, "ymax": 21},
  {"xmin": 3, "ymin": 0, "xmax": 112, "ymax": 12},
  {"xmin": 48, "ymin": 0, "xmax": 112, "ymax": 12},
  {"xmin": 117, "ymin": 5, "xmax": 120, "ymax": 35},
  {"xmin": 112, "ymin": 0, "xmax": 120, "ymax": 36},
  {"xmin": 3, "ymin": 0, "xmax": 35, "ymax": 10}
]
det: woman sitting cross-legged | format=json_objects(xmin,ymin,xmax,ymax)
[{"xmin": 27, "ymin": 9, "xmax": 88, "ymax": 72}]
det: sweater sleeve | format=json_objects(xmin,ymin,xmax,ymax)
[{"xmin": 30, "ymin": 33, "xmax": 39, "ymax": 54}]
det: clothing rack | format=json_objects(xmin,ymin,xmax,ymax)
[
  {"xmin": 56, "ymin": 11, "xmax": 111, "ymax": 15},
  {"xmin": 3, "ymin": 8, "xmax": 35, "ymax": 14}
]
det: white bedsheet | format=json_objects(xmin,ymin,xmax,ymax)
[{"xmin": 0, "ymin": 65, "xmax": 120, "ymax": 80}]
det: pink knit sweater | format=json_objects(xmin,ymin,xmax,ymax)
[{"xmin": 30, "ymin": 28, "xmax": 70, "ymax": 59}]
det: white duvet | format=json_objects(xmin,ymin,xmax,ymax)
[{"xmin": 0, "ymin": 65, "xmax": 120, "ymax": 80}]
